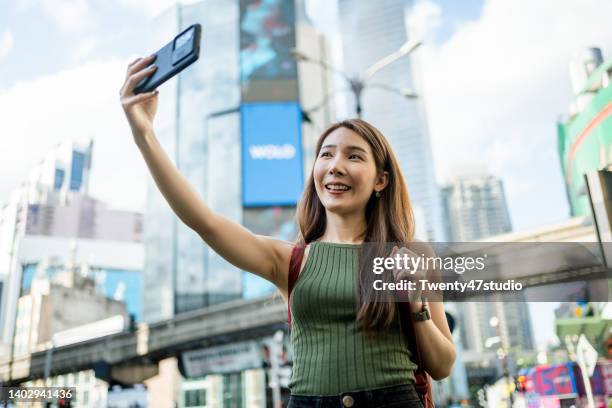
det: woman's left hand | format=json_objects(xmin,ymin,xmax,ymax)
[{"xmin": 389, "ymin": 245, "xmax": 428, "ymax": 313}]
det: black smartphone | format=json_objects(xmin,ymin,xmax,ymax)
[{"xmin": 134, "ymin": 23, "xmax": 202, "ymax": 94}]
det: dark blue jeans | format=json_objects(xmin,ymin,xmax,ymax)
[{"xmin": 287, "ymin": 383, "xmax": 424, "ymax": 408}]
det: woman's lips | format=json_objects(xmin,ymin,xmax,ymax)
[{"xmin": 324, "ymin": 183, "xmax": 351, "ymax": 195}]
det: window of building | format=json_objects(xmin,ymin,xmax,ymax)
[
  {"xmin": 184, "ymin": 388, "xmax": 207, "ymax": 407},
  {"xmin": 53, "ymin": 168, "xmax": 65, "ymax": 191},
  {"xmin": 69, "ymin": 151, "xmax": 86, "ymax": 191}
]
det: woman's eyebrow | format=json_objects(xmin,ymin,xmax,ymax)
[{"xmin": 321, "ymin": 144, "xmax": 368, "ymax": 153}]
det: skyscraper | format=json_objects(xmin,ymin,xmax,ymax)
[
  {"xmin": 142, "ymin": 0, "xmax": 333, "ymax": 323},
  {"xmin": 0, "ymin": 140, "xmax": 143, "ymax": 350},
  {"xmin": 441, "ymin": 166, "xmax": 512, "ymax": 241},
  {"xmin": 337, "ymin": 0, "xmax": 445, "ymax": 241},
  {"xmin": 25, "ymin": 139, "xmax": 93, "ymax": 204},
  {"xmin": 142, "ymin": 1, "xmax": 242, "ymax": 323},
  {"xmin": 0, "ymin": 140, "xmax": 94, "ymax": 345},
  {"xmin": 442, "ymin": 168, "xmax": 533, "ymax": 375}
]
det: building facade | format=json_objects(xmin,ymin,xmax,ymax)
[
  {"xmin": 25, "ymin": 193, "xmax": 142, "ymax": 242},
  {"xmin": 558, "ymin": 47, "xmax": 612, "ymax": 216},
  {"xmin": 0, "ymin": 140, "xmax": 94, "ymax": 339},
  {"xmin": 13, "ymin": 265, "xmax": 128, "ymax": 357},
  {"xmin": 441, "ymin": 167, "xmax": 533, "ymax": 395},
  {"xmin": 441, "ymin": 167, "xmax": 513, "ymax": 242},
  {"xmin": 0, "ymin": 140, "xmax": 143, "ymax": 351},
  {"xmin": 142, "ymin": 0, "xmax": 333, "ymax": 323},
  {"xmin": 337, "ymin": 0, "xmax": 445, "ymax": 241}
]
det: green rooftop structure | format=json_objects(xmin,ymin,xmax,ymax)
[
  {"xmin": 556, "ymin": 315, "xmax": 611, "ymax": 355},
  {"xmin": 558, "ymin": 48, "xmax": 612, "ymax": 216}
]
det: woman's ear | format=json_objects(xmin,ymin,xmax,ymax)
[{"xmin": 375, "ymin": 171, "xmax": 389, "ymax": 192}]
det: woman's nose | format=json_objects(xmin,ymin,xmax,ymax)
[{"xmin": 328, "ymin": 157, "xmax": 345, "ymax": 175}]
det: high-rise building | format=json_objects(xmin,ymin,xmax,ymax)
[
  {"xmin": 337, "ymin": 0, "xmax": 445, "ymax": 241},
  {"xmin": 0, "ymin": 140, "xmax": 94, "ymax": 275},
  {"xmin": 0, "ymin": 140, "xmax": 95, "ymax": 276},
  {"xmin": 24, "ymin": 139, "xmax": 93, "ymax": 204},
  {"xmin": 441, "ymin": 167, "xmax": 533, "ymax": 381},
  {"xmin": 25, "ymin": 194, "xmax": 142, "ymax": 241},
  {"xmin": 142, "ymin": 0, "xmax": 333, "ymax": 323},
  {"xmin": 558, "ymin": 47, "xmax": 612, "ymax": 216},
  {"xmin": 0, "ymin": 140, "xmax": 143, "ymax": 350},
  {"xmin": 441, "ymin": 166, "xmax": 512, "ymax": 241},
  {"xmin": 458, "ymin": 301, "xmax": 534, "ymax": 353}
]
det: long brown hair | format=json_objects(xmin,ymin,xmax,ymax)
[{"xmin": 295, "ymin": 118, "xmax": 415, "ymax": 331}]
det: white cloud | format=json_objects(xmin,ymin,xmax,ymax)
[
  {"xmin": 0, "ymin": 59, "xmax": 148, "ymax": 211},
  {"xmin": 71, "ymin": 36, "xmax": 98, "ymax": 62},
  {"xmin": 416, "ymin": 0, "xmax": 612, "ymax": 230},
  {"xmin": 42, "ymin": 0, "xmax": 96, "ymax": 32},
  {"xmin": 0, "ymin": 29, "xmax": 14, "ymax": 59},
  {"xmin": 405, "ymin": 0, "xmax": 442, "ymax": 40},
  {"xmin": 115, "ymin": 0, "xmax": 198, "ymax": 17}
]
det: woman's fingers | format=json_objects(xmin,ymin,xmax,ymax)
[
  {"xmin": 119, "ymin": 55, "xmax": 157, "ymax": 97},
  {"xmin": 386, "ymin": 246, "xmax": 427, "ymax": 303},
  {"xmin": 121, "ymin": 91, "xmax": 158, "ymax": 109},
  {"xmin": 122, "ymin": 65, "xmax": 157, "ymax": 95},
  {"xmin": 127, "ymin": 57, "xmax": 143, "ymax": 71},
  {"xmin": 392, "ymin": 247, "xmax": 426, "ymax": 280},
  {"xmin": 126, "ymin": 54, "xmax": 155, "ymax": 78}
]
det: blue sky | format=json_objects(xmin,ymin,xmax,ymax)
[
  {"xmin": 2, "ymin": 0, "xmax": 612, "ymax": 350},
  {"xmin": 0, "ymin": 0, "xmax": 482, "ymax": 91},
  {"xmin": 0, "ymin": 1, "xmax": 149, "ymax": 88}
]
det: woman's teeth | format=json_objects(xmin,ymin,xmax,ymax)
[{"xmin": 326, "ymin": 184, "xmax": 351, "ymax": 191}]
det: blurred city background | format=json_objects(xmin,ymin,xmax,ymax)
[{"xmin": 0, "ymin": 0, "xmax": 611, "ymax": 406}]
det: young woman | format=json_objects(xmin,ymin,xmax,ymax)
[{"xmin": 120, "ymin": 55, "xmax": 455, "ymax": 407}]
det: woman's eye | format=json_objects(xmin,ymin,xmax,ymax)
[
  {"xmin": 320, "ymin": 152, "xmax": 332, "ymax": 158},
  {"xmin": 349, "ymin": 154, "xmax": 362, "ymax": 160}
]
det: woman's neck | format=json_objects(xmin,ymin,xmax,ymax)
[{"xmin": 319, "ymin": 210, "xmax": 367, "ymax": 244}]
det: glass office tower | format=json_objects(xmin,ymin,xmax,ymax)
[
  {"xmin": 143, "ymin": 0, "xmax": 320, "ymax": 322},
  {"xmin": 338, "ymin": 0, "xmax": 445, "ymax": 241},
  {"xmin": 143, "ymin": 1, "xmax": 243, "ymax": 322}
]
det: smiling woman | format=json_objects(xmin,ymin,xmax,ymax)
[
  {"xmin": 313, "ymin": 127, "xmax": 388, "ymax": 216},
  {"xmin": 120, "ymin": 55, "xmax": 454, "ymax": 405}
]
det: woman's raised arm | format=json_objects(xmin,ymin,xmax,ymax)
[{"xmin": 119, "ymin": 56, "xmax": 292, "ymax": 290}]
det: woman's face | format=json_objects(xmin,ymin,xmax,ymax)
[{"xmin": 313, "ymin": 127, "xmax": 387, "ymax": 216}]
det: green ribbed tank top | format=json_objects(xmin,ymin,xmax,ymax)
[{"xmin": 288, "ymin": 242, "xmax": 417, "ymax": 395}]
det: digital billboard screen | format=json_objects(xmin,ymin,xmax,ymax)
[
  {"xmin": 241, "ymin": 102, "xmax": 303, "ymax": 207},
  {"xmin": 239, "ymin": 0, "xmax": 298, "ymax": 101}
]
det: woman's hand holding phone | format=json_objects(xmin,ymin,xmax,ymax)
[{"xmin": 119, "ymin": 55, "xmax": 159, "ymax": 143}]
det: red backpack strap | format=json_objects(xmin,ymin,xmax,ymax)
[
  {"xmin": 398, "ymin": 300, "xmax": 435, "ymax": 408},
  {"xmin": 287, "ymin": 244, "xmax": 305, "ymax": 330}
]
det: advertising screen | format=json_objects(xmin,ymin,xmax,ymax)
[
  {"xmin": 241, "ymin": 103, "xmax": 303, "ymax": 207},
  {"xmin": 532, "ymin": 363, "xmax": 578, "ymax": 396},
  {"xmin": 239, "ymin": 0, "xmax": 298, "ymax": 101}
]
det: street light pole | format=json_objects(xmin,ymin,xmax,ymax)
[
  {"xmin": 490, "ymin": 307, "xmax": 515, "ymax": 408},
  {"xmin": 291, "ymin": 39, "xmax": 422, "ymax": 120}
]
